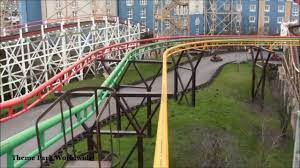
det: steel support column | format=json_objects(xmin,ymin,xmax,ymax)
[
  {"xmin": 137, "ymin": 136, "xmax": 144, "ymax": 168},
  {"xmin": 147, "ymin": 87, "xmax": 152, "ymax": 137},
  {"xmin": 172, "ymin": 51, "xmax": 204, "ymax": 107},
  {"xmin": 116, "ymin": 90, "xmax": 122, "ymax": 131},
  {"xmin": 250, "ymin": 47, "xmax": 273, "ymax": 104}
]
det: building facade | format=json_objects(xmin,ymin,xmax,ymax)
[
  {"xmin": 117, "ymin": 0, "xmax": 300, "ymax": 35},
  {"xmin": 18, "ymin": 0, "xmax": 41, "ymax": 24},
  {"xmin": 117, "ymin": 0, "xmax": 153, "ymax": 30},
  {"xmin": 15, "ymin": 0, "xmax": 300, "ymax": 35},
  {"xmin": 17, "ymin": 0, "xmax": 117, "ymax": 23},
  {"xmin": 40, "ymin": 0, "xmax": 117, "ymax": 20}
]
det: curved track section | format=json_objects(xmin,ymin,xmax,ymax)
[
  {"xmin": 154, "ymin": 38, "xmax": 300, "ymax": 167},
  {"xmin": 0, "ymin": 36, "xmax": 299, "ymax": 168}
]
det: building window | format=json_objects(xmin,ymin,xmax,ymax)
[
  {"xmin": 278, "ymin": 5, "xmax": 284, "ymax": 13},
  {"xmin": 107, "ymin": 9, "xmax": 111, "ymax": 16},
  {"xmin": 264, "ymin": 16, "xmax": 269, "ymax": 23},
  {"xmin": 154, "ymin": 21, "xmax": 158, "ymax": 31},
  {"xmin": 196, "ymin": 27, "xmax": 200, "ymax": 35},
  {"xmin": 250, "ymin": 5, "xmax": 256, "ymax": 12},
  {"xmin": 276, "ymin": 27, "xmax": 280, "ymax": 34},
  {"xmin": 141, "ymin": 19, "xmax": 146, "ymax": 27},
  {"xmin": 291, "ymin": 18, "xmax": 298, "ymax": 23},
  {"xmin": 184, "ymin": 6, "xmax": 188, "ymax": 15},
  {"xmin": 127, "ymin": 8, "xmax": 133, "ymax": 19},
  {"xmin": 57, "ymin": 11, "xmax": 62, "ymax": 18},
  {"xmin": 236, "ymin": 4, "xmax": 242, "ymax": 11},
  {"xmin": 265, "ymin": 5, "xmax": 270, "ymax": 12},
  {"xmin": 106, "ymin": 0, "xmax": 111, "ymax": 6},
  {"xmin": 277, "ymin": 17, "xmax": 283, "ymax": 24},
  {"xmin": 140, "ymin": 0, "xmax": 147, "ymax": 6},
  {"xmin": 183, "ymin": 18, "xmax": 187, "ymax": 26},
  {"xmin": 293, "ymin": 6, "xmax": 299, "ymax": 16},
  {"xmin": 141, "ymin": 8, "xmax": 146, "ymax": 18},
  {"xmin": 195, "ymin": 16, "xmax": 200, "ymax": 26},
  {"xmin": 249, "ymin": 26, "xmax": 256, "ymax": 33},
  {"xmin": 72, "ymin": 0, "xmax": 77, "ymax": 8},
  {"xmin": 165, "ymin": 21, "xmax": 170, "ymax": 29},
  {"xmin": 56, "ymin": 0, "xmax": 61, "ymax": 8},
  {"xmin": 72, "ymin": 11, "xmax": 77, "ymax": 17},
  {"xmin": 224, "ymin": 3, "xmax": 230, "ymax": 11},
  {"xmin": 249, "ymin": 16, "xmax": 255, "ymax": 23},
  {"xmin": 126, "ymin": 0, "xmax": 133, "ymax": 6},
  {"xmin": 264, "ymin": 26, "xmax": 269, "ymax": 33}
]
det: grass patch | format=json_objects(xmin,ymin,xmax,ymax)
[{"xmin": 52, "ymin": 63, "xmax": 293, "ymax": 168}]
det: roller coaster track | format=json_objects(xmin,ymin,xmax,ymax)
[
  {"xmin": 154, "ymin": 37, "xmax": 300, "ymax": 167},
  {"xmin": 2, "ymin": 33, "xmax": 289, "ymax": 122},
  {"xmin": 0, "ymin": 33, "xmax": 299, "ymax": 167}
]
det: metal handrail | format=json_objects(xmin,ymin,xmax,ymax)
[{"xmin": 35, "ymin": 87, "xmax": 113, "ymax": 167}]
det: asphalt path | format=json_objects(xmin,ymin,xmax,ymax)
[{"xmin": 0, "ymin": 52, "xmax": 250, "ymax": 167}]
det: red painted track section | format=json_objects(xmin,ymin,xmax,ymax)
[{"xmin": 0, "ymin": 35, "xmax": 295, "ymax": 122}]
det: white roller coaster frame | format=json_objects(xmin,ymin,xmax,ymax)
[{"xmin": 0, "ymin": 16, "xmax": 144, "ymax": 102}]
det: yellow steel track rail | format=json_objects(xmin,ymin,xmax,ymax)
[{"xmin": 153, "ymin": 38, "xmax": 300, "ymax": 168}]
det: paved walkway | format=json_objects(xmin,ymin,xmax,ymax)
[{"xmin": 0, "ymin": 52, "xmax": 250, "ymax": 167}]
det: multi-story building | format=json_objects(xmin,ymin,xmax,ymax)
[
  {"xmin": 256, "ymin": 0, "xmax": 299, "ymax": 34},
  {"xmin": 18, "ymin": 0, "xmax": 41, "ymax": 24},
  {"xmin": 241, "ymin": 0, "xmax": 259, "ymax": 34},
  {"xmin": 17, "ymin": 0, "xmax": 117, "ymax": 23},
  {"xmin": 117, "ymin": 0, "xmax": 153, "ymax": 30},
  {"xmin": 15, "ymin": 0, "xmax": 300, "ymax": 35},
  {"xmin": 117, "ymin": 0, "xmax": 299, "ymax": 35},
  {"xmin": 41, "ymin": 0, "xmax": 117, "ymax": 20}
]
